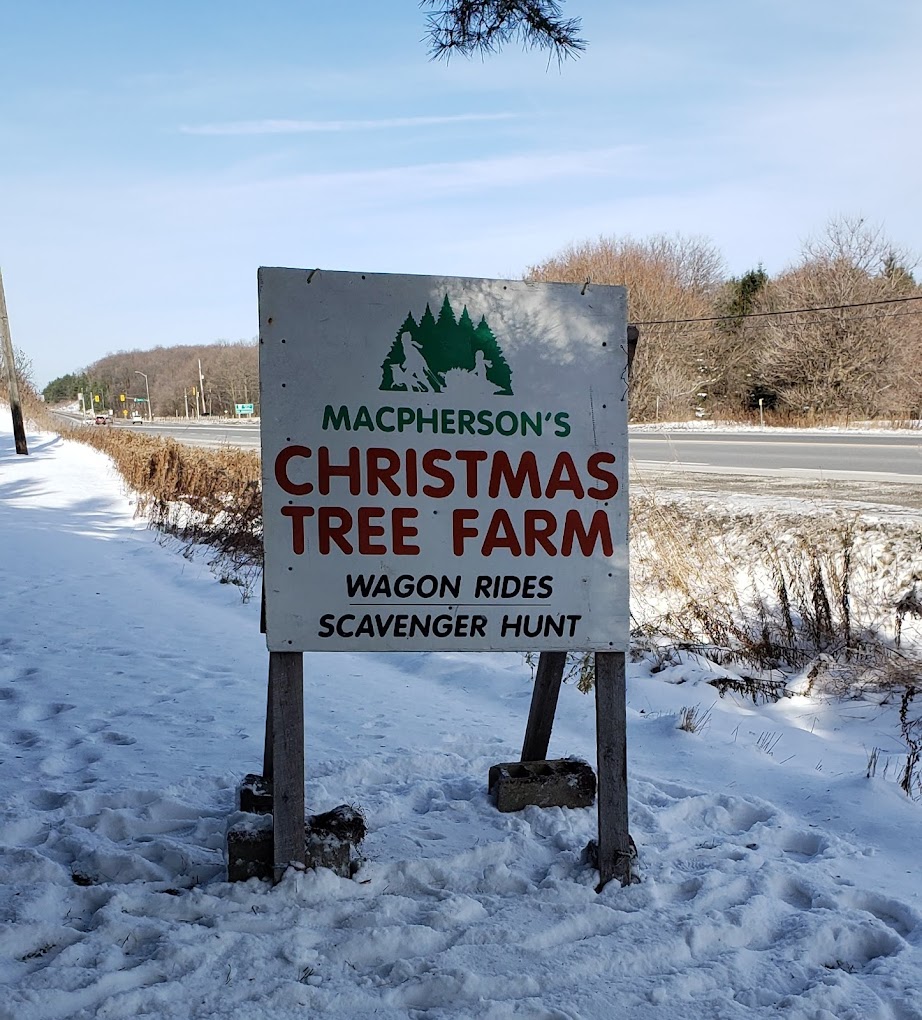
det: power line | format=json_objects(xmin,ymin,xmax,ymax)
[
  {"xmin": 641, "ymin": 306, "xmax": 922, "ymax": 335},
  {"xmin": 631, "ymin": 293, "xmax": 922, "ymax": 327}
]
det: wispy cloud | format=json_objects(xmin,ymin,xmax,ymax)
[{"xmin": 180, "ymin": 112, "xmax": 520, "ymax": 136}]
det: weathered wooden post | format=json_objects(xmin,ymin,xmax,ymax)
[
  {"xmin": 0, "ymin": 269, "xmax": 29, "ymax": 456},
  {"xmin": 520, "ymin": 651, "xmax": 567, "ymax": 761},
  {"xmin": 594, "ymin": 649, "xmax": 631, "ymax": 887},
  {"xmin": 269, "ymin": 650, "xmax": 305, "ymax": 879},
  {"xmin": 259, "ymin": 580, "xmax": 274, "ymax": 782}
]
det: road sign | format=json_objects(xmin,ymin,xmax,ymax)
[
  {"xmin": 259, "ymin": 268, "xmax": 629, "ymax": 653},
  {"xmin": 235, "ymin": 403, "xmax": 255, "ymax": 415}
]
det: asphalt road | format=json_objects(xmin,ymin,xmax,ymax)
[
  {"xmin": 95, "ymin": 420, "xmax": 921, "ymax": 480},
  {"xmin": 55, "ymin": 414, "xmax": 922, "ymax": 508},
  {"xmin": 630, "ymin": 429, "xmax": 922, "ymax": 484}
]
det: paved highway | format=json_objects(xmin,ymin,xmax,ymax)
[
  {"xmin": 55, "ymin": 414, "xmax": 922, "ymax": 484},
  {"xmin": 630, "ymin": 429, "xmax": 922, "ymax": 484}
]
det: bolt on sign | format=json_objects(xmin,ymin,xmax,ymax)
[{"xmin": 259, "ymin": 269, "xmax": 629, "ymax": 653}]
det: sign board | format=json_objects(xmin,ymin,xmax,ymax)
[
  {"xmin": 259, "ymin": 268, "xmax": 629, "ymax": 653},
  {"xmin": 236, "ymin": 403, "xmax": 255, "ymax": 415}
]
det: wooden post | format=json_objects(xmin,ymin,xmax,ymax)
[
  {"xmin": 263, "ymin": 669, "xmax": 275, "ymax": 781},
  {"xmin": 626, "ymin": 324, "xmax": 639, "ymax": 370},
  {"xmin": 520, "ymin": 651, "xmax": 567, "ymax": 761},
  {"xmin": 270, "ymin": 651, "xmax": 306, "ymax": 881},
  {"xmin": 0, "ymin": 269, "xmax": 28, "ymax": 456},
  {"xmin": 259, "ymin": 582, "xmax": 273, "ymax": 780},
  {"xmin": 594, "ymin": 650, "xmax": 631, "ymax": 889}
]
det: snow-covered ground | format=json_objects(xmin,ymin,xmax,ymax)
[
  {"xmin": 2, "ymin": 420, "xmax": 922, "ymax": 1020},
  {"xmin": 630, "ymin": 419, "xmax": 922, "ymax": 434}
]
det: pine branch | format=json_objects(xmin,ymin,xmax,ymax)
[{"xmin": 421, "ymin": 1, "xmax": 586, "ymax": 62}]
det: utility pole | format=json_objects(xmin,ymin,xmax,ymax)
[
  {"xmin": 134, "ymin": 371, "xmax": 153, "ymax": 422},
  {"xmin": 198, "ymin": 359, "xmax": 206, "ymax": 416},
  {"xmin": 0, "ymin": 268, "xmax": 29, "ymax": 455}
]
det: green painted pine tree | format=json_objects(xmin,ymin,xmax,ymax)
[
  {"xmin": 380, "ymin": 313, "xmax": 417, "ymax": 390},
  {"xmin": 473, "ymin": 317, "xmax": 513, "ymax": 395},
  {"xmin": 414, "ymin": 304, "xmax": 445, "ymax": 390}
]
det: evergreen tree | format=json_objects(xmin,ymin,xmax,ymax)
[
  {"xmin": 473, "ymin": 317, "xmax": 513, "ymax": 395},
  {"xmin": 421, "ymin": 0, "xmax": 585, "ymax": 62},
  {"xmin": 458, "ymin": 306, "xmax": 476, "ymax": 338},
  {"xmin": 882, "ymin": 253, "xmax": 916, "ymax": 291},
  {"xmin": 434, "ymin": 295, "xmax": 477, "ymax": 373},
  {"xmin": 414, "ymin": 304, "xmax": 445, "ymax": 390},
  {"xmin": 718, "ymin": 265, "xmax": 768, "ymax": 331},
  {"xmin": 380, "ymin": 314, "xmax": 416, "ymax": 390},
  {"xmin": 42, "ymin": 372, "xmax": 88, "ymax": 404}
]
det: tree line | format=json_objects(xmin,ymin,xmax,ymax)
[
  {"xmin": 41, "ymin": 217, "xmax": 921, "ymax": 424},
  {"xmin": 527, "ymin": 216, "xmax": 921, "ymax": 423},
  {"xmin": 43, "ymin": 340, "xmax": 258, "ymax": 419}
]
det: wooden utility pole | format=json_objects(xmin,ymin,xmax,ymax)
[{"xmin": 0, "ymin": 269, "xmax": 28, "ymax": 455}]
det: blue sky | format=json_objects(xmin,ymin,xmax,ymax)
[{"xmin": 2, "ymin": 0, "xmax": 920, "ymax": 386}]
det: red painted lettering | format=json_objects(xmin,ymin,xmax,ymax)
[
  {"xmin": 421, "ymin": 449, "xmax": 454, "ymax": 498},
  {"xmin": 317, "ymin": 447, "xmax": 361, "ymax": 496},
  {"xmin": 275, "ymin": 445, "xmax": 312, "ymax": 495},
  {"xmin": 488, "ymin": 451, "xmax": 541, "ymax": 499},
  {"xmin": 452, "ymin": 509, "xmax": 479, "ymax": 556},
  {"xmin": 586, "ymin": 452, "xmax": 619, "ymax": 500},
  {"xmin": 392, "ymin": 508, "xmax": 420, "ymax": 555},
  {"xmin": 561, "ymin": 509, "xmax": 613, "ymax": 556},
  {"xmin": 545, "ymin": 452, "xmax": 585, "ymax": 498},
  {"xmin": 318, "ymin": 507, "xmax": 353, "ymax": 554},
  {"xmin": 281, "ymin": 505, "xmax": 314, "ymax": 554},
  {"xmin": 357, "ymin": 507, "xmax": 387, "ymax": 555},
  {"xmin": 481, "ymin": 509, "xmax": 522, "ymax": 556}
]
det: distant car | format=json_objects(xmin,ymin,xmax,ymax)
[
  {"xmin": 130, "ymin": 413, "xmax": 143, "ymax": 424},
  {"xmin": 94, "ymin": 415, "xmax": 110, "ymax": 425}
]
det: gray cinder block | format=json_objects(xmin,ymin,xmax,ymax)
[
  {"xmin": 238, "ymin": 773, "xmax": 273, "ymax": 814},
  {"xmin": 488, "ymin": 759, "xmax": 596, "ymax": 813},
  {"xmin": 226, "ymin": 803, "xmax": 367, "ymax": 882},
  {"xmin": 226, "ymin": 815, "xmax": 273, "ymax": 882}
]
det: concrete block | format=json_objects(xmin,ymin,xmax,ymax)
[
  {"xmin": 238, "ymin": 773, "xmax": 273, "ymax": 814},
  {"xmin": 226, "ymin": 804, "xmax": 367, "ymax": 882},
  {"xmin": 226, "ymin": 815, "xmax": 273, "ymax": 882},
  {"xmin": 488, "ymin": 758, "xmax": 596, "ymax": 813}
]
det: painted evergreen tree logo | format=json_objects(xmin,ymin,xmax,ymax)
[{"xmin": 379, "ymin": 295, "xmax": 513, "ymax": 396}]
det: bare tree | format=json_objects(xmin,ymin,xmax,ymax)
[
  {"xmin": 527, "ymin": 234, "xmax": 725, "ymax": 419},
  {"xmin": 750, "ymin": 217, "xmax": 921, "ymax": 420},
  {"xmin": 60, "ymin": 340, "xmax": 260, "ymax": 419}
]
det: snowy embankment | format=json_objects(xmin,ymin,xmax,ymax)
[{"xmin": 1, "ymin": 422, "xmax": 922, "ymax": 1020}]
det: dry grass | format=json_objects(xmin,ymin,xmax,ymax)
[
  {"xmin": 629, "ymin": 491, "xmax": 922, "ymax": 691},
  {"xmin": 67, "ymin": 426, "xmax": 263, "ymax": 597}
]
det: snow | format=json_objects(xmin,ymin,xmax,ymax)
[
  {"xmin": 2, "ymin": 419, "xmax": 922, "ymax": 1020},
  {"xmin": 630, "ymin": 420, "xmax": 922, "ymax": 434}
]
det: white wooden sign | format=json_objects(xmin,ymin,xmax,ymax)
[{"xmin": 259, "ymin": 269, "xmax": 628, "ymax": 652}]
